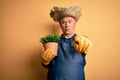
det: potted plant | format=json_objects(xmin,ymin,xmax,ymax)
[{"xmin": 40, "ymin": 33, "xmax": 60, "ymax": 56}]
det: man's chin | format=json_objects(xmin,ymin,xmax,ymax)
[{"xmin": 64, "ymin": 32, "xmax": 73, "ymax": 35}]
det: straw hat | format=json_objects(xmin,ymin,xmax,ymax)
[{"xmin": 50, "ymin": 6, "xmax": 82, "ymax": 22}]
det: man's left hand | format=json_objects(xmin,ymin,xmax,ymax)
[{"xmin": 73, "ymin": 35, "xmax": 93, "ymax": 54}]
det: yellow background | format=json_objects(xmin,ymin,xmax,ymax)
[{"xmin": 1, "ymin": 0, "xmax": 120, "ymax": 80}]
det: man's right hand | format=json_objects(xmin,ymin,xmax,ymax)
[{"xmin": 40, "ymin": 48, "xmax": 56, "ymax": 65}]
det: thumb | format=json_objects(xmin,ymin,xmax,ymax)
[
  {"xmin": 73, "ymin": 36, "xmax": 80, "ymax": 45},
  {"xmin": 41, "ymin": 46, "xmax": 45, "ymax": 53},
  {"xmin": 74, "ymin": 36, "xmax": 80, "ymax": 42}
]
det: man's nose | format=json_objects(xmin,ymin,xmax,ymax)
[{"xmin": 65, "ymin": 22, "xmax": 69, "ymax": 27}]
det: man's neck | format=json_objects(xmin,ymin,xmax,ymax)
[{"xmin": 63, "ymin": 33, "xmax": 75, "ymax": 39}]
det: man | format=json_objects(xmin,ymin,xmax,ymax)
[{"xmin": 41, "ymin": 6, "xmax": 92, "ymax": 80}]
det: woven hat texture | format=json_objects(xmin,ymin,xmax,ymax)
[{"xmin": 50, "ymin": 6, "xmax": 82, "ymax": 22}]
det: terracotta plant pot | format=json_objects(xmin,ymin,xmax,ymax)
[{"xmin": 44, "ymin": 42, "xmax": 58, "ymax": 56}]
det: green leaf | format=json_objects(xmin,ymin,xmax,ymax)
[{"xmin": 40, "ymin": 33, "xmax": 60, "ymax": 44}]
